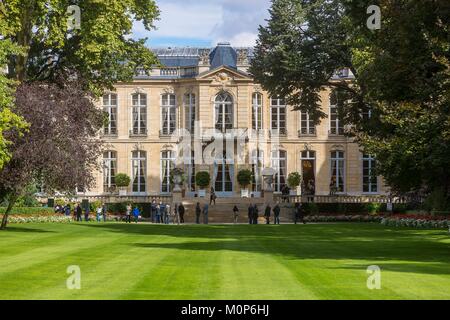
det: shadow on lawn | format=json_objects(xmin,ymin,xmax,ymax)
[
  {"xmin": 76, "ymin": 223, "xmax": 450, "ymax": 274},
  {"xmin": 1, "ymin": 226, "xmax": 55, "ymax": 233}
]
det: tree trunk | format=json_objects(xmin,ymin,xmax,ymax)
[{"xmin": 0, "ymin": 194, "xmax": 18, "ymax": 230}]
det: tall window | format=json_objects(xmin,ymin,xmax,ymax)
[
  {"xmin": 251, "ymin": 149, "xmax": 264, "ymax": 193},
  {"xmin": 252, "ymin": 93, "xmax": 263, "ymax": 130},
  {"xmin": 103, "ymin": 94, "xmax": 117, "ymax": 135},
  {"xmin": 300, "ymin": 150, "xmax": 316, "ymax": 195},
  {"xmin": 185, "ymin": 151, "xmax": 196, "ymax": 192},
  {"xmin": 271, "ymin": 97, "xmax": 286, "ymax": 135},
  {"xmin": 184, "ymin": 93, "xmax": 196, "ymax": 133},
  {"xmin": 131, "ymin": 93, "xmax": 147, "ymax": 135},
  {"xmin": 299, "ymin": 111, "xmax": 315, "ymax": 135},
  {"xmin": 363, "ymin": 154, "xmax": 378, "ymax": 193},
  {"xmin": 215, "ymin": 92, "xmax": 233, "ymax": 132},
  {"xmin": 161, "ymin": 93, "xmax": 177, "ymax": 135},
  {"xmin": 103, "ymin": 151, "xmax": 117, "ymax": 192},
  {"xmin": 271, "ymin": 150, "xmax": 287, "ymax": 192},
  {"xmin": 161, "ymin": 150, "xmax": 175, "ymax": 193},
  {"xmin": 131, "ymin": 150, "xmax": 146, "ymax": 193},
  {"xmin": 329, "ymin": 93, "xmax": 344, "ymax": 135},
  {"xmin": 331, "ymin": 151, "xmax": 345, "ymax": 192}
]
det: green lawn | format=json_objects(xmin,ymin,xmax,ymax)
[{"xmin": 0, "ymin": 222, "xmax": 449, "ymax": 300}]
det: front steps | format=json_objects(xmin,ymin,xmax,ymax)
[{"xmin": 177, "ymin": 198, "xmax": 295, "ymax": 224}]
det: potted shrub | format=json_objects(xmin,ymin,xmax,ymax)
[
  {"xmin": 237, "ymin": 169, "xmax": 252, "ymax": 198},
  {"xmin": 195, "ymin": 171, "xmax": 210, "ymax": 197},
  {"xmin": 115, "ymin": 173, "xmax": 131, "ymax": 196},
  {"xmin": 287, "ymin": 172, "xmax": 301, "ymax": 195}
]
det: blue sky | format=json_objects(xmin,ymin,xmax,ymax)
[{"xmin": 132, "ymin": 0, "xmax": 271, "ymax": 48}]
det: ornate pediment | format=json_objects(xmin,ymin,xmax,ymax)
[{"xmin": 197, "ymin": 66, "xmax": 252, "ymax": 83}]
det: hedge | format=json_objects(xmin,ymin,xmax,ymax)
[{"xmin": 0, "ymin": 207, "xmax": 54, "ymax": 215}]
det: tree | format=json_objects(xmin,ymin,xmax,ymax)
[
  {"xmin": 237, "ymin": 169, "xmax": 252, "ymax": 188},
  {"xmin": 0, "ymin": 7, "xmax": 28, "ymax": 170},
  {"xmin": 1, "ymin": 0, "xmax": 160, "ymax": 94},
  {"xmin": 0, "ymin": 77, "xmax": 104, "ymax": 229},
  {"xmin": 250, "ymin": 0, "xmax": 450, "ymax": 206}
]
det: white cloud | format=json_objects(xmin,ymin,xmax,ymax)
[{"xmin": 133, "ymin": 0, "xmax": 271, "ymax": 47}]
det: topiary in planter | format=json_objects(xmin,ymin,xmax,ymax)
[
  {"xmin": 237, "ymin": 169, "xmax": 252, "ymax": 188},
  {"xmin": 287, "ymin": 172, "xmax": 301, "ymax": 188},
  {"xmin": 115, "ymin": 173, "xmax": 131, "ymax": 188},
  {"xmin": 195, "ymin": 171, "xmax": 210, "ymax": 189}
]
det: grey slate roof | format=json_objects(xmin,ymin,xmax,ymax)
[{"xmin": 209, "ymin": 42, "xmax": 237, "ymax": 69}]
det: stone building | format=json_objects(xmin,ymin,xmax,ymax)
[{"xmin": 88, "ymin": 42, "xmax": 385, "ymax": 199}]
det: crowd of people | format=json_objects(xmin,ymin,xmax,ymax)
[
  {"xmin": 54, "ymin": 199, "xmax": 307, "ymax": 225},
  {"xmin": 54, "ymin": 203, "xmax": 108, "ymax": 222}
]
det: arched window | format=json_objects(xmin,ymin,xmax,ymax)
[
  {"xmin": 251, "ymin": 149, "xmax": 264, "ymax": 194},
  {"xmin": 270, "ymin": 97, "xmax": 286, "ymax": 135},
  {"xmin": 271, "ymin": 150, "xmax": 287, "ymax": 192},
  {"xmin": 131, "ymin": 93, "xmax": 147, "ymax": 135},
  {"xmin": 161, "ymin": 93, "xmax": 177, "ymax": 135},
  {"xmin": 131, "ymin": 150, "xmax": 146, "ymax": 193},
  {"xmin": 103, "ymin": 151, "xmax": 117, "ymax": 192},
  {"xmin": 184, "ymin": 93, "xmax": 196, "ymax": 133},
  {"xmin": 161, "ymin": 150, "xmax": 175, "ymax": 193},
  {"xmin": 363, "ymin": 154, "xmax": 378, "ymax": 193},
  {"xmin": 252, "ymin": 93, "xmax": 263, "ymax": 130},
  {"xmin": 103, "ymin": 94, "xmax": 117, "ymax": 135},
  {"xmin": 214, "ymin": 92, "xmax": 233, "ymax": 132},
  {"xmin": 330, "ymin": 151, "xmax": 345, "ymax": 193}
]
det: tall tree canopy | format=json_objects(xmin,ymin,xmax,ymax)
[
  {"xmin": 1, "ymin": 0, "xmax": 160, "ymax": 94},
  {"xmin": 0, "ymin": 4, "xmax": 28, "ymax": 170},
  {"xmin": 250, "ymin": 0, "xmax": 450, "ymax": 208}
]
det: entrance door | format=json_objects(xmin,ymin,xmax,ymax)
[
  {"xmin": 301, "ymin": 150, "xmax": 316, "ymax": 195},
  {"xmin": 214, "ymin": 159, "xmax": 234, "ymax": 196}
]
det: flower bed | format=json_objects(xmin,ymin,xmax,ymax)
[
  {"xmin": 381, "ymin": 216, "xmax": 449, "ymax": 229},
  {"xmin": 2, "ymin": 214, "xmax": 125, "ymax": 224},
  {"xmin": 304, "ymin": 215, "xmax": 383, "ymax": 223}
]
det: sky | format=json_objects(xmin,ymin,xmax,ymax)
[{"xmin": 132, "ymin": 0, "xmax": 272, "ymax": 48}]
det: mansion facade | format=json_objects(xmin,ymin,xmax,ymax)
[{"xmin": 88, "ymin": 43, "xmax": 386, "ymax": 198}]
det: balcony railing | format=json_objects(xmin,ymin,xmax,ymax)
[
  {"xmin": 298, "ymin": 128, "xmax": 316, "ymax": 137},
  {"xmin": 269, "ymin": 128, "xmax": 287, "ymax": 137},
  {"xmin": 129, "ymin": 128, "xmax": 148, "ymax": 137}
]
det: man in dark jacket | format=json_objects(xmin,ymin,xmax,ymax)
[
  {"xmin": 195, "ymin": 202, "xmax": 201, "ymax": 224},
  {"xmin": 76, "ymin": 204, "xmax": 82, "ymax": 222},
  {"xmin": 264, "ymin": 205, "xmax": 271, "ymax": 224},
  {"xmin": 253, "ymin": 204, "xmax": 259, "ymax": 224},
  {"xmin": 178, "ymin": 203, "xmax": 185, "ymax": 224},
  {"xmin": 248, "ymin": 204, "xmax": 254, "ymax": 224},
  {"xmin": 273, "ymin": 203, "xmax": 281, "ymax": 225}
]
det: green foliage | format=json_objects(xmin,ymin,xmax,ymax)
[
  {"xmin": 287, "ymin": 172, "xmax": 301, "ymax": 188},
  {"xmin": 237, "ymin": 169, "xmax": 252, "ymax": 187},
  {"xmin": 107, "ymin": 202, "xmax": 127, "ymax": 214},
  {"xmin": 1, "ymin": 0, "xmax": 160, "ymax": 94},
  {"xmin": 195, "ymin": 171, "xmax": 210, "ymax": 189},
  {"xmin": 365, "ymin": 202, "xmax": 382, "ymax": 215},
  {"xmin": 115, "ymin": 173, "xmax": 131, "ymax": 188},
  {"xmin": 302, "ymin": 202, "xmax": 388, "ymax": 215},
  {"xmin": 0, "ymin": 207, "xmax": 52, "ymax": 215},
  {"xmin": 251, "ymin": 0, "xmax": 450, "ymax": 206},
  {"xmin": 424, "ymin": 188, "xmax": 450, "ymax": 213}
]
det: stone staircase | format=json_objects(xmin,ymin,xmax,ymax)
[{"xmin": 179, "ymin": 198, "xmax": 295, "ymax": 224}]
